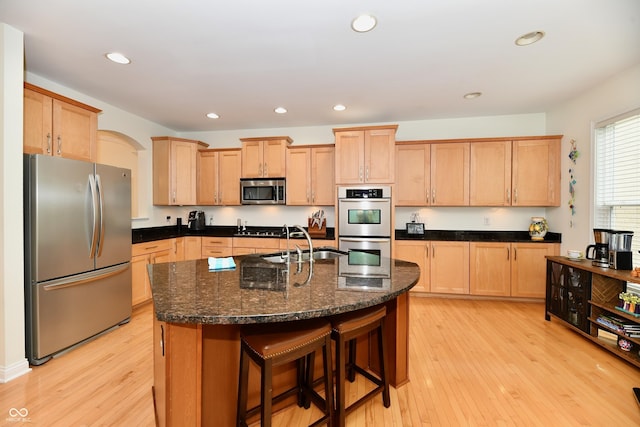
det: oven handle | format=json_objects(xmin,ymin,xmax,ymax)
[{"xmin": 339, "ymin": 237, "xmax": 390, "ymax": 243}]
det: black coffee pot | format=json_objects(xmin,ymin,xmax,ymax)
[{"xmin": 188, "ymin": 210, "xmax": 206, "ymax": 230}]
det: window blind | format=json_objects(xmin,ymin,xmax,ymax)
[{"xmin": 594, "ymin": 109, "xmax": 640, "ymax": 265}]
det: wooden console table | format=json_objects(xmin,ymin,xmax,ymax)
[{"xmin": 545, "ymin": 256, "xmax": 640, "ymax": 369}]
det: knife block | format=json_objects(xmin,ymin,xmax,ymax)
[{"xmin": 307, "ymin": 217, "xmax": 326, "ymax": 238}]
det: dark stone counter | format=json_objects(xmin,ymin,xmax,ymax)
[
  {"xmin": 132, "ymin": 225, "xmax": 336, "ymax": 244},
  {"xmin": 395, "ymin": 229, "xmax": 561, "ymax": 243},
  {"xmin": 148, "ymin": 254, "xmax": 419, "ymax": 325}
]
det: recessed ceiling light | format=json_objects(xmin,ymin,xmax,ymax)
[
  {"xmin": 463, "ymin": 92, "xmax": 482, "ymax": 99},
  {"xmin": 105, "ymin": 52, "xmax": 131, "ymax": 64},
  {"xmin": 206, "ymin": 112, "xmax": 219, "ymax": 119},
  {"xmin": 351, "ymin": 14, "xmax": 377, "ymax": 33},
  {"xmin": 274, "ymin": 107, "xmax": 287, "ymax": 114},
  {"xmin": 515, "ymin": 31, "xmax": 545, "ymax": 46},
  {"xmin": 333, "ymin": 104, "xmax": 346, "ymax": 111}
]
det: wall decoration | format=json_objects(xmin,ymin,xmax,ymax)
[{"xmin": 568, "ymin": 139, "xmax": 579, "ymax": 227}]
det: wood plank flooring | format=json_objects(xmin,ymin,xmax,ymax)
[{"xmin": 1, "ymin": 297, "xmax": 639, "ymax": 426}]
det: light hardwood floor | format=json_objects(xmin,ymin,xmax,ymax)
[{"xmin": 1, "ymin": 297, "xmax": 639, "ymax": 426}]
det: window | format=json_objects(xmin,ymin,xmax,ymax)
[{"xmin": 594, "ymin": 109, "xmax": 640, "ymax": 265}]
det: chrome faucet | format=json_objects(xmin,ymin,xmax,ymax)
[{"xmin": 282, "ymin": 224, "xmax": 313, "ymax": 264}]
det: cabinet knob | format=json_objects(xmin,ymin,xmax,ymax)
[
  {"xmin": 263, "ymin": 162, "xmax": 267, "ymax": 176},
  {"xmin": 514, "ymin": 188, "xmax": 518, "ymax": 204},
  {"xmin": 506, "ymin": 188, "xmax": 511, "ymax": 203},
  {"xmin": 365, "ymin": 166, "xmax": 370, "ymax": 181},
  {"xmin": 46, "ymin": 133, "xmax": 52, "ymax": 154},
  {"xmin": 359, "ymin": 166, "xmax": 363, "ymax": 182},
  {"xmin": 57, "ymin": 135, "xmax": 62, "ymax": 155},
  {"xmin": 432, "ymin": 188, "xmax": 436, "ymax": 204}
]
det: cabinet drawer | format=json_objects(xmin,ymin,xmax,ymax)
[
  {"xmin": 202, "ymin": 237, "xmax": 232, "ymax": 248},
  {"xmin": 202, "ymin": 247, "xmax": 233, "ymax": 258},
  {"xmin": 132, "ymin": 239, "xmax": 174, "ymax": 256},
  {"xmin": 232, "ymin": 237, "xmax": 280, "ymax": 249}
]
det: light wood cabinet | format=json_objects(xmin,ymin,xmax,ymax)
[
  {"xmin": 470, "ymin": 242, "xmax": 512, "ymax": 296},
  {"xmin": 430, "ymin": 241, "xmax": 470, "ymax": 294},
  {"xmin": 511, "ymin": 137, "xmax": 561, "ymax": 206},
  {"xmin": 202, "ymin": 237, "xmax": 233, "ymax": 258},
  {"xmin": 183, "ymin": 236, "xmax": 202, "ymax": 260},
  {"xmin": 152, "ymin": 136, "xmax": 208, "ymax": 206},
  {"xmin": 469, "ymin": 140, "xmax": 512, "ymax": 206},
  {"xmin": 334, "ymin": 125, "xmax": 397, "ymax": 184},
  {"xmin": 240, "ymin": 136, "xmax": 292, "ymax": 178},
  {"xmin": 197, "ymin": 149, "xmax": 242, "ymax": 205},
  {"xmin": 395, "ymin": 143, "xmax": 430, "ymax": 206},
  {"xmin": 232, "ymin": 237, "xmax": 280, "ymax": 256},
  {"xmin": 511, "ymin": 242, "xmax": 559, "ymax": 298},
  {"xmin": 23, "ymin": 83, "xmax": 100, "ymax": 162},
  {"xmin": 286, "ymin": 145, "xmax": 335, "ymax": 205},
  {"xmin": 394, "ymin": 240, "xmax": 429, "ymax": 293},
  {"xmin": 131, "ymin": 239, "xmax": 178, "ymax": 306},
  {"xmin": 430, "ymin": 142, "xmax": 470, "ymax": 206}
]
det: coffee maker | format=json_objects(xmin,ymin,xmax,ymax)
[
  {"xmin": 608, "ymin": 230, "xmax": 633, "ymax": 270},
  {"xmin": 586, "ymin": 228, "xmax": 611, "ymax": 267},
  {"xmin": 188, "ymin": 210, "xmax": 206, "ymax": 230}
]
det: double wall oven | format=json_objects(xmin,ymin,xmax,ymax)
[{"xmin": 337, "ymin": 186, "xmax": 392, "ymax": 281}]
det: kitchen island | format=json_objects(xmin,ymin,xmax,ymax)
[{"xmin": 148, "ymin": 252, "xmax": 419, "ymax": 427}]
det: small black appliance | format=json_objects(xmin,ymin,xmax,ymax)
[{"xmin": 188, "ymin": 210, "xmax": 206, "ymax": 230}]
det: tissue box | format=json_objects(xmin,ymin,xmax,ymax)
[{"xmin": 308, "ymin": 217, "xmax": 326, "ymax": 238}]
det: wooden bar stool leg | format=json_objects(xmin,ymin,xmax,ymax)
[
  {"xmin": 322, "ymin": 335, "xmax": 335, "ymax": 425},
  {"xmin": 347, "ymin": 339, "xmax": 357, "ymax": 382},
  {"xmin": 262, "ymin": 360, "xmax": 273, "ymax": 427},
  {"xmin": 335, "ymin": 334, "xmax": 347, "ymax": 427},
  {"xmin": 379, "ymin": 318, "xmax": 390, "ymax": 408},
  {"xmin": 237, "ymin": 347, "xmax": 249, "ymax": 427}
]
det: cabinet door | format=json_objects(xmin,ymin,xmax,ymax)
[
  {"xmin": 183, "ymin": 236, "xmax": 202, "ymax": 260},
  {"xmin": 512, "ymin": 138, "xmax": 561, "ymax": 206},
  {"xmin": 365, "ymin": 128, "xmax": 395, "ymax": 183},
  {"xmin": 52, "ymin": 99, "xmax": 97, "ymax": 162},
  {"xmin": 171, "ymin": 140, "xmax": 197, "ymax": 205},
  {"xmin": 241, "ymin": 140, "xmax": 264, "ymax": 178},
  {"xmin": 431, "ymin": 143, "xmax": 469, "ymax": 206},
  {"xmin": 394, "ymin": 240, "xmax": 429, "ymax": 293},
  {"xmin": 470, "ymin": 140, "xmax": 511, "ymax": 206},
  {"xmin": 470, "ymin": 242, "xmax": 511, "ymax": 296},
  {"xmin": 512, "ymin": 242, "xmax": 558, "ymax": 298},
  {"xmin": 395, "ymin": 144, "xmax": 430, "ymax": 206},
  {"xmin": 286, "ymin": 147, "xmax": 312, "ymax": 205},
  {"xmin": 197, "ymin": 150, "xmax": 218, "ymax": 205},
  {"xmin": 218, "ymin": 149, "xmax": 242, "ymax": 205},
  {"xmin": 23, "ymin": 88, "xmax": 53, "ymax": 155},
  {"xmin": 310, "ymin": 146, "xmax": 335, "ymax": 205},
  {"xmin": 430, "ymin": 241, "xmax": 469, "ymax": 294},
  {"xmin": 131, "ymin": 254, "xmax": 151, "ymax": 306},
  {"xmin": 335, "ymin": 131, "xmax": 365, "ymax": 184},
  {"xmin": 263, "ymin": 139, "xmax": 287, "ymax": 177}
]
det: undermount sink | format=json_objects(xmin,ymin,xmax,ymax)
[{"xmin": 259, "ymin": 248, "xmax": 347, "ymax": 264}]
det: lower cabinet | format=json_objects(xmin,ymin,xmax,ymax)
[
  {"xmin": 232, "ymin": 237, "xmax": 280, "ymax": 256},
  {"xmin": 132, "ymin": 239, "xmax": 177, "ymax": 306},
  {"xmin": 396, "ymin": 239, "xmax": 558, "ymax": 298},
  {"xmin": 202, "ymin": 237, "xmax": 233, "ymax": 258}
]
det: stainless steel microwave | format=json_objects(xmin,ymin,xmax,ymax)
[{"xmin": 240, "ymin": 178, "xmax": 286, "ymax": 205}]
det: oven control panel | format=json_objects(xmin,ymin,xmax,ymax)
[{"xmin": 338, "ymin": 186, "xmax": 391, "ymax": 199}]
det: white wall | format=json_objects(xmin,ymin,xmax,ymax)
[
  {"xmin": 0, "ymin": 23, "xmax": 29, "ymax": 382},
  {"xmin": 546, "ymin": 62, "xmax": 640, "ymax": 253}
]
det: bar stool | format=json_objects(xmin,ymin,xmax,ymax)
[
  {"xmin": 236, "ymin": 318, "xmax": 334, "ymax": 427},
  {"xmin": 329, "ymin": 305, "xmax": 390, "ymax": 427}
]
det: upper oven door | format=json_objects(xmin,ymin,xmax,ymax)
[{"xmin": 338, "ymin": 198, "xmax": 391, "ymax": 237}]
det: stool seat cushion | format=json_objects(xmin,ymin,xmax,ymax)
[
  {"xmin": 242, "ymin": 318, "xmax": 331, "ymax": 359},
  {"xmin": 330, "ymin": 305, "xmax": 386, "ymax": 335}
]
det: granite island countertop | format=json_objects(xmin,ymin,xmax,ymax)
[{"xmin": 148, "ymin": 254, "xmax": 419, "ymax": 325}]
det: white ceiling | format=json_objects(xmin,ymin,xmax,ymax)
[{"xmin": 1, "ymin": 0, "xmax": 639, "ymax": 132}]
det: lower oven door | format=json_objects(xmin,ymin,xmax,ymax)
[{"xmin": 338, "ymin": 237, "xmax": 391, "ymax": 277}]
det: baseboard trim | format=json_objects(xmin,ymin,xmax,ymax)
[{"xmin": 0, "ymin": 359, "xmax": 31, "ymax": 383}]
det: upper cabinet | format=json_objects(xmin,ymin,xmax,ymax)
[
  {"xmin": 395, "ymin": 143, "xmax": 430, "ymax": 206},
  {"xmin": 23, "ymin": 83, "xmax": 100, "ymax": 162},
  {"xmin": 511, "ymin": 137, "xmax": 561, "ymax": 206},
  {"xmin": 286, "ymin": 145, "xmax": 335, "ymax": 206},
  {"xmin": 469, "ymin": 140, "xmax": 512, "ymax": 206},
  {"xmin": 152, "ymin": 136, "xmax": 208, "ymax": 206},
  {"xmin": 431, "ymin": 142, "xmax": 470, "ymax": 206},
  {"xmin": 395, "ymin": 135, "xmax": 562, "ymax": 207},
  {"xmin": 240, "ymin": 136, "xmax": 292, "ymax": 178},
  {"xmin": 334, "ymin": 125, "xmax": 397, "ymax": 184},
  {"xmin": 197, "ymin": 149, "xmax": 242, "ymax": 206}
]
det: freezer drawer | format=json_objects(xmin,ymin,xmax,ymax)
[{"xmin": 27, "ymin": 263, "xmax": 132, "ymax": 365}]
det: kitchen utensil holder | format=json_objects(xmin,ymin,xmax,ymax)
[{"xmin": 308, "ymin": 217, "xmax": 326, "ymax": 238}]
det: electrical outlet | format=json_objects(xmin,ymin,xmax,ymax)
[
  {"xmin": 483, "ymin": 217, "xmax": 490, "ymax": 226},
  {"xmin": 166, "ymin": 215, "xmax": 171, "ymax": 223}
]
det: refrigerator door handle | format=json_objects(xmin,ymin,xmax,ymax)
[
  {"xmin": 88, "ymin": 174, "xmax": 100, "ymax": 259},
  {"xmin": 42, "ymin": 263, "xmax": 130, "ymax": 291},
  {"xmin": 96, "ymin": 174, "xmax": 105, "ymax": 257}
]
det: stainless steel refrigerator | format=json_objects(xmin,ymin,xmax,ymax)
[{"xmin": 24, "ymin": 154, "xmax": 132, "ymax": 365}]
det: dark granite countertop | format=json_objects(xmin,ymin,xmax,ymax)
[
  {"xmin": 148, "ymin": 254, "xmax": 419, "ymax": 325},
  {"xmin": 395, "ymin": 229, "xmax": 561, "ymax": 243},
  {"xmin": 132, "ymin": 225, "xmax": 336, "ymax": 244}
]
